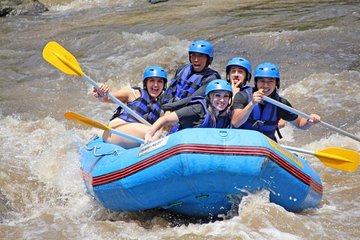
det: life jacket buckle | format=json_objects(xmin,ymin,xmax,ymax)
[{"xmin": 252, "ymin": 120, "xmax": 265, "ymax": 129}]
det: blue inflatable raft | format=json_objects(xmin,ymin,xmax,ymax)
[{"xmin": 80, "ymin": 128, "xmax": 323, "ymax": 218}]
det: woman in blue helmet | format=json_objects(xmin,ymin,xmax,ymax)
[
  {"xmin": 145, "ymin": 79, "xmax": 232, "ymax": 143},
  {"xmin": 232, "ymin": 62, "xmax": 321, "ymax": 141},
  {"xmin": 93, "ymin": 65, "xmax": 167, "ymax": 148},
  {"xmin": 160, "ymin": 39, "xmax": 221, "ymax": 111},
  {"xmin": 225, "ymin": 57, "xmax": 252, "ymax": 97}
]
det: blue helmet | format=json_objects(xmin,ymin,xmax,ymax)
[
  {"xmin": 254, "ymin": 62, "xmax": 280, "ymax": 88},
  {"xmin": 205, "ymin": 79, "xmax": 233, "ymax": 96},
  {"xmin": 143, "ymin": 65, "xmax": 167, "ymax": 82},
  {"xmin": 226, "ymin": 57, "xmax": 252, "ymax": 83},
  {"xmin": 143, "ymin": 65, "xmax": 168, "ymax": 90},
  {"xmin": 188, "ymin": 40, "xmax": 214, "ymax": 64}
]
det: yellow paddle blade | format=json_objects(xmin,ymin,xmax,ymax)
[
  {"xmin": 64, "ymin": 111, "xmax": 110, "ymax": 132},
  {"xmin": 315, "ymin": 147, "xmax": 359, "ymax": 173},
  {"xmin": 42, "ymin": 41, "xmax": 84, "ymax": 76}
]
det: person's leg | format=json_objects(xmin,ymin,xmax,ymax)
[{"xmin": 103, "ymin": 118, "xmax": 150, "ymax": 149}]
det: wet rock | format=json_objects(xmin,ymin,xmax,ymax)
[
  {"xmin": 0, "ymin": 0, "xmax": 48, "ymax": 17},
  {"xmin": 148, "ymin": 0, "xmax": 169, "ymax": 4},
  {"xmin": 0, "ymin": 7, "xmax": 12, "ymax": 16}
]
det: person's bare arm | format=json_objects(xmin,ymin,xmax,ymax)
[
  {"xmin": 232, "ymin": 90, "xmax": 263, "ymax": 128},
  {"xmin": 289, "ymin": 114, "xmax": 321, "ymax": 130},
  {"xmin": 144, "ymin": 112, "xmax": 179, "ymax": 143},
  {"xmin": 93, "ymin": 85, "xmax": 137, "ymax": 103}
]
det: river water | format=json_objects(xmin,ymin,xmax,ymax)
[{"xmin": 1, "ymin": 0, "xmax": 360, "ymax": 239}]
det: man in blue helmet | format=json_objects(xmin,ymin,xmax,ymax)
[
  {"xmin": 160, "ymin": 39, "xmax": 221, "ymax": 111},
  {"xmin": 225, "ymin": 56, "xmax": 252, "ymax": 97},
  {"xmin": 92, "ymin": 65, "xmax": 167, "ymax": 148},
  {"xmin": 145, "ymin": 79, "xmax": 232, "ymax": 143},
  {"xmin": 232, "ymin": 62, "xmax": 321, "ymax": 141}
]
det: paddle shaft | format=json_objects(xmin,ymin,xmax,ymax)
[
  {"xmin": 281, "ymin": 144, "xmax": 359, "ymax": 173},
  {"xmin": 64, "ymin": 111, "xmax": 145, "ymax": 144},
  {"xmin": 263, "ymin": 96, "xmax": 360, "ymax": 142},
  {"xmin": 281, "ymin": 145, "xmax": 315, "ymax": 155},
  {"xmin": 109, "ymin": 128, "xmax": 144, "ymax": 144},
  {"xmin": 82, "ymin": 75, "xmax": 151, "ymax": 126}
]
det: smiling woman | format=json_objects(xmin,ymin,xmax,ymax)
[
  {"xmin": 92, "ymin": 65, "xmax": 168, "ymax": 148},
  {"xmin": 42, "ymin": 41, "xmax": 168, "ymax": 148},
  {"xmin": 145, "ymin": 79, "xmax": 233, "ymax": 143}
]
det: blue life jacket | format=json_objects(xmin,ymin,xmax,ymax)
[
  {"xmin": 110, "ymin": 87, "xmax": 161, "ymax": 124},
  {"xmin": 169, "ymin": 97, "xmax": 230, "ymax": 134},
  {"xmin": 240, "ymin": 85, "xmax": 251, "ymax": 92},
  {"xmin": 161, "ymin": 64, "xmax": 220, "ymax": 104},
  {"xmin": 239, "ymin": 87, "xmax": 280, "ymax": 140}
]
